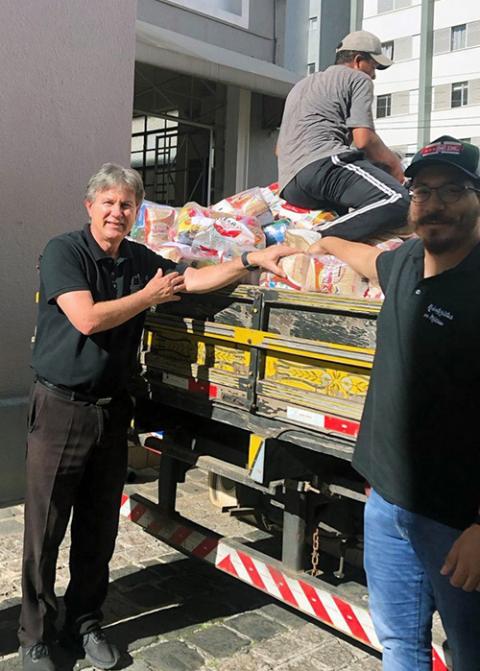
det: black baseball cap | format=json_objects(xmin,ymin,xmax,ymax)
[{"xmin": 405, "ymin": 136, "xmax": 480, "ymax": 182}]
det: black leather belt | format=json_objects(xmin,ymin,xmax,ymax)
[{"xmin": 36, "ymin": 376, "xmax": 115, "ymax": 406}]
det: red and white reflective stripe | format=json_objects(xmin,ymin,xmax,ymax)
[
  {"xmin": 121, "ymin": 494, "xmax": 447, "ymax": 670},
  {"xmin": 286, "ymin": 406, "xmax": 360, "ymax": 438},
  {"xmin": 324, "ymin": 415, "xmax": 360, "ymax": 437},
  {"xmin": 215, "ymin": 544, "xmax": 448, "ymax": 669},
  {"xmin": 215, "ymin": 543, "xmax": 380, "ymax": 648},
  {"xmin": 432, "ymin": 644, "xmax": 449, "ymax": 671},
  {"xmin": 161, "ymin": 372, "xmax": 218, "ymax": 399},
  {"xmin": 120, "ymin": 495, "xmax": 218, "ymax": 561}
]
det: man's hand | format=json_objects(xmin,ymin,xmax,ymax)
[
  {"xmin": 440, "ymin": 524, "xmax": 480, "ymax": 591},
  {"xmin": 248, "ymin": 244, "xmax": 297, "ymax": 277},
  {"xmin": 305, "ymin": 236, "xmax": 381, "ymax": 282},
  {"xmin": 143, "ymin": 269, "xmax": 186, "ymax": 305}
]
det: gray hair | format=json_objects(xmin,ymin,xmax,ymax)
[{"xmin": 85, "ymin": 163, "xmax": 145, "ymax": 204}]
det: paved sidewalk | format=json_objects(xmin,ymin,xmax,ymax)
[{"xmin": 0, "ymin": 469, "xmax": 382, "ymax": 671}]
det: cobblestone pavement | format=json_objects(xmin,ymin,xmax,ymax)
[{"xmin": 0, "ymin": 468, "xmax": 383, "ymax": 671}]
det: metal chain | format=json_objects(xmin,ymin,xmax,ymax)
[{"xmin": 310, "ymin": 527, "xmax": 320, "ymax": 577}]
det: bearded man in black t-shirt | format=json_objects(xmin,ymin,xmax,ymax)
[{"xmin": 309, "ymin": 136, "xmax": 480, "ymax": 671}]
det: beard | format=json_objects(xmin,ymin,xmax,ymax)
[{"xmin": 408, "ymin": 207, "xmax": 480, "ymax": 254}]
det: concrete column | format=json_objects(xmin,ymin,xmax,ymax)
[
  {"xmin": 350, "ymin": 0, "xmax": 364, "ymax": 32},
  {"xmin": 417, "ymin": 0, "xmax": 434, "ymax": 149},
  {"xmin": 284, "ymin": 0, "xmax": 309, "ymax": 75},
  {"xmin": 236, "ymin": 89, "xmax": 252, "ymax": 192},
  {"xmin": 224, "ymin": 86, "xmax": 252, "ymax": 194}
]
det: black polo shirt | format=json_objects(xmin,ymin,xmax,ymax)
[
  {"xmin": 32, "ymin": 224, "xmax": 183, "ymax": 396},
  {"xmin": 353, "ymin": 238, "xmax": 480, "ymax": 529}
]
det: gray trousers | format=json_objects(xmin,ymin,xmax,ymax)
[{"xmin": 18, "ymin": 381, "xmax": 131, "ymax": 647}]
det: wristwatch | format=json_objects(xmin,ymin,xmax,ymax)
[{"xmin": 240, "ymin": 251, "xmax": 259, "ymax": 271}]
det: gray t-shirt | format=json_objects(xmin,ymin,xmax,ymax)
[{"xmin": 277, "ymin": 65, "xmax": 375, "ymax": 191}]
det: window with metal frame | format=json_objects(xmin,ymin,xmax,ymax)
[
  {"xmin": 377, "ymin": 0, "xmax": 411, "ymax": 13},
  {"xmin": 382, "ymin": 41, "xmax": 394, "ymax": 61},
  {"xmin": 451, "ymin": 81, "xmax": 468, "ymax": 108},
  {"xmin": 376, "ymin": 94, "xmax": 392, "ymax": 118},
  {"xmin": 451, "ymin": 24, "xmax": 466, "ymax": 51}
]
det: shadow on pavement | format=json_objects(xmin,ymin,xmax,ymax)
[{"xmin": 0, "ymin": 554, "xmax": 274, "ymax": 670}]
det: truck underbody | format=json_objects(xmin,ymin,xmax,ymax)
[{"xmin": 126, "ymin": 285, "xmax": 450, "ymax": 670}]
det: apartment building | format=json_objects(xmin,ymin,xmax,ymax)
[{"xmin": 308, "ymin": 0, "xmax": 480, "ymax": 156}]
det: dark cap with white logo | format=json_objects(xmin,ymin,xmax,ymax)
[{"xmin": 405, "ymin": 135, "xmax": 480, "ymax": 182}]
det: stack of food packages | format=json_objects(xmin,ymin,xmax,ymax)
[{"xmin": 129, "ymin": 184, "xmax": 408, "ymax": 301}]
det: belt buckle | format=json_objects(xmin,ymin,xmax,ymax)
[{"xmin": 95, "ymin": 397, "xmax": 113, "ymax": 407}]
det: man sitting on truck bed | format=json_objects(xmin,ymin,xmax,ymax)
[
  {"xmin": 276, "ymin": 30, "xmax": 409, "ymax": 241},
  {"xmin": 18, "ymin": 163, "xmax": 296, "ymax": 671},
  {"xmin": 309, "ymin": 136, "xmax": 480, "ymax": 671}
]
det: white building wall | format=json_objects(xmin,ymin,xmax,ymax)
[
  {"xmin": 362, "ymin": 0, "xmax": 480, "ymax": 154},
  {"xmin": 306, "ymin": 0, "xmax": 480, "ymax": 153}
]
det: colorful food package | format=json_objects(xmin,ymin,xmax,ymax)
[
  {"xmin": 263, "ymin": 219, "xmax": 289, "ymax": 245},
  {"xmin": 271, "ymin": 201, "xmax": 337, "ymax": 230},
  {"xmin": 260, "ymin": 238, "xmax": 406, "ymax": 299},
  {"xmin": 129, "ymin": 201, "xmax": 176, "ymax": 250},
  {"xmin": 213, "ymin": 187, "xmax": 273, "ymax": 225},
  {"xmin": 173, "ymin": 202, "xmax": 217, "ymax": 245},
  {"xmin": 259, "ymin": 253, "xmax": 369, "ymax": 297},
  {"xmin": 260, "ymin": 182, "xmax": 282, "ymax": 209},
  {"xmin": 191, "ymin": 215, "xmax": 266, "ymax": 263}
]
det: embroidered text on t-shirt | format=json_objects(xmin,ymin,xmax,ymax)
[{"xmin": 423, "ymin": 303, "xmax": 454, "ymax": 326}]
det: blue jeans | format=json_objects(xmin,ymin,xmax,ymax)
[{"xmin": 364, "ymin": 489, "xmax": 480, "ymax": 671}]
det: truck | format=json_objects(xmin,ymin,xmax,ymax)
[{"xmin": 120, "ymin": 283, "xmax": 450, "ymax": 671}]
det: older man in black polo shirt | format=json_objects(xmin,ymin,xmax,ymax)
[
  {"xmin": 309, "ymin": 136, "xmax": 480, "ymax": 671},
  {"xmin": 19, "ymin": 163, "xmax": 295, "ymax": 671}
]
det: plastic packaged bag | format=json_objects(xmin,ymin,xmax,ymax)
[
  {"xmin": 271, "ymin": 201, "xmax": 337, "ymax": 229},
  {"xmin": 260, "ymin": 253, "xmax": 369, "ymax": 297},
  {"xmin": 285, "ymin": 228, "xmax": 322, "ymax": 251},
  {"xmin": 130, "ymin": 200, "xmax": 176, "ymax": 250},
  {"xmin": 173, "ymin": 202, "xmax": 216, "ymax": 245},
  {"xmin": 191, "ymin": 215, "xmax": 266, "ymax": 262},
  {"xmin": 154, "ymin": 242, "xmax": 194, "ymax": 263},
  {"xmin": 213, "ymin": 187, "xmax": 273, "ymax": 225}
]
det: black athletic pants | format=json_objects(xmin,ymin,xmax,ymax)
[
  {"xmin": 282, "ymin": 150, "xmax": 410, "ymax": 241},
  {"xmin": 18, "ymin": 381, "xmax": 132, "ymax": 647}
]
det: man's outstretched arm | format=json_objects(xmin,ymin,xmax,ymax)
[{"xmin": 309, "ymin": 237, "xmax": 382, "ymax": 281}]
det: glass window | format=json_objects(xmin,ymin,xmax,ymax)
[
  {"xmin": 378, "ymin": 0, "xmax": 410, "ymax": 12},
  {"xmin": 377, "ymin": 94, "xmax": 392, "ymax": 118},
  {"xmin": 307, "ymin": 62, "xmax": 316, "ymax": 74},
  {"xmin": 382, "ymin": 41, "xmax": 394, "ymax": 61},
  {"xmin": 451, "ymin": 82, "xmax": 468, "ymax": 108},
  {"xmin": 378, "ymin": 0, "xmax": 393, "ymax": 13},
  {"xmin": 451, "ymin": 24, "xmax": 466, "ymax": 51},
  {"xmin": 309, "ymin": 16, "xmax": 318, "ymax": 30}
]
